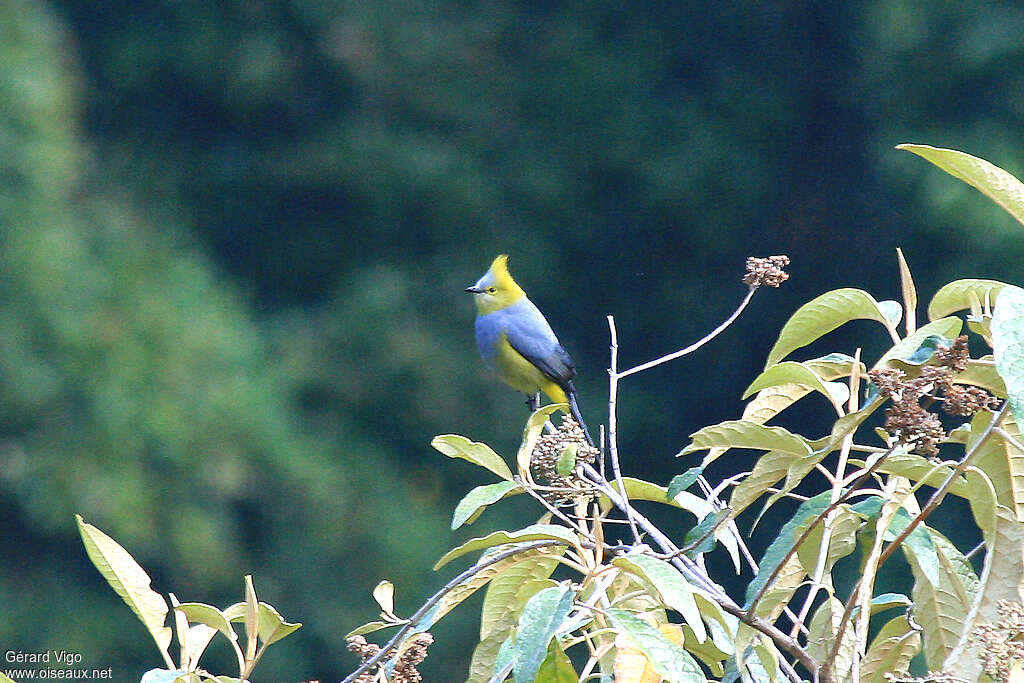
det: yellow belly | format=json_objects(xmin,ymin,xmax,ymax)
[{"xmin": 494, "ymin": 335, "xmax": 568, "ymax": 404}]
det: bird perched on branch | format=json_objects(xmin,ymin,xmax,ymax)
[{"xmin": 466, "ymin": 255, "xmax": 593, "ymax": 445}]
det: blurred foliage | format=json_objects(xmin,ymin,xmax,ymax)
[{"xmin": 0, "ymin": 0, "xmax": 1023, "ymax": 681}]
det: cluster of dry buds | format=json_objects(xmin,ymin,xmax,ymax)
[
  {"xmin": 530, "ymin": 416, "xmax": 600, "ymax": 505},
  {"xmin": 346, "ymin": 633, "xmax": 433, "ymax": 683},
  {"xmin": 868, "ymin": 335, "xmax": 1000, "ymax": 457}
]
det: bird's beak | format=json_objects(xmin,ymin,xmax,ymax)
[{"xmin": 465, "ymin": 285, "xmax": 483, "ymax": 293}]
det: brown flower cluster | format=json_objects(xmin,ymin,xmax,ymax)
[
  {"xmin": 973, "ymin": 600, "xmax": 1024, "ymax": 682},
  {"xmin": 743, "ymin": 255, "xmax": 791, "ymax": 288},
  {"xmin": 346, "ymin": 633, "xmax": 433, "ymax": 683},
  {"xmin": 884, "ymin": 672, "xmax": 967, "ymax": 683},
  {"xmin": 532, "ymin": 416, "xmax": 599, "ymax": 505},
  {"xmin": 868, "ymin": 336, "xmax": 998, "ymax": 457}
]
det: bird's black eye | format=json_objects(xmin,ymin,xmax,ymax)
[{"xmin": 487, "ymin": 287, "xmax": 497, "ymax": 294}]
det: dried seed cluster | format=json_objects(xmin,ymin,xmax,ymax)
[
  {"xmin": 868, "ymin": 336, "xmax": 998, "ymax": 457},
  {"xmin": 743, "ymin": 255, "xmax": 791, "ymax": 288},
  {"xmin": 532, "ymin": 416, "xmax": 599, "ymax": 505},
  {"xmin": 346, "ymin": 633, "xmax": 433, "ymax": 683},
  {"xmin": 973, "ymin": 600, "xmax": 1024, "ymax": 683},
  {"xmin": 884, "ymin": 672, "xmax": 967, "ymax": 683}
]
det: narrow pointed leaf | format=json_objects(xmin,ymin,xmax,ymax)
[
  {"xmin": 76, "ymin": 515, "xmax": 172, "ymax": 659},
  {"xmin": 667, "ymin": 466, "xmax": 705, "ymax": 499},
  {"xmin": 897, "ymin": 144, "xmax": 1024, "ymax": 227},
  {"xmin": 432, "ymin": 434, "xmax": 514, "ymax": 481}
]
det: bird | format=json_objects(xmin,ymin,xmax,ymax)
[{"xmin": 466, "ymin": 254, "xmax": 593, "ymax": 445}]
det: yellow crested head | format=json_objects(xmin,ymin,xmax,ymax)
[{"xmin": 465, "ymin": 254, "xmax": 527, "ymax": 314}]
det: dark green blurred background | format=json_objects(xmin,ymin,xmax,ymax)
[{"xmin": 2, "ymin": 1, "xmax": 1024, "ymax": 681}]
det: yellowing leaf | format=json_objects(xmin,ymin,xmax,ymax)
[
  {"xmin": 897, "ymin": 144, "xmax": 1024, "ymax": 228},
  {"xmin": 927, "ymin": 279, "xmax": 1008, "ymax": 321},
  {"xmin": 682, "ymin": 420, "xmax": 811, "ymax": 456},
  {"xmin": 76, "ymin": 515, "xmax": 173, "ymax": 664},
  {"xmin": 431, "ymin": 434, "xmax": 514, "ymax": 481},
  {"xmin": 765, "ymin": 288, "xmax": 898, "ymax": 369}
]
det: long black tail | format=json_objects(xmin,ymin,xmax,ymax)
[{"xmin": 566, "ymin": 382, "xmax": 594, "ymax": 446}]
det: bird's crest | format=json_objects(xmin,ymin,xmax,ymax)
[{"xmin": 489, "ymin": 254, "xmax": 517, "ymax": 290}]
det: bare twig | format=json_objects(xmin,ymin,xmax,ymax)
[
  {"xmin": 606, "ymin": 315, "xmax": 643, "ymax": 542},
  {"xmin": 617, "ymin": 285, "xmax": 757, "ymax": 378}
]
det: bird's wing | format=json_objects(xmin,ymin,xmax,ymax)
[{"xmin": 502, "ymin": 301, "xmax": 576, "ymax": 386}]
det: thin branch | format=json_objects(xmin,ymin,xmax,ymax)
[
  {"xmin": 606, "ymin": 315, "xmax": 642, "ymax": 542},
  {"xmin": 340, "ymin": 540, "xmax": 563, "ymax": 683},
  {"xmin": 618, "ymin": 285, "xmax": 757, "ymax": 378}
]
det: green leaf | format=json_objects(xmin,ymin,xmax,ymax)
[
  {"xmin": 612, "ymin": 553, "xmax": 707, "ymax": 643},
  {"xmin": 257, "ymin": 602, "xmax": 301, "ymax": 646},
  {"xmin": 891, "ymin": 334, "xmax": 953, "ymax": 367},
  {"xmin": 956, "ymin": 356, "xmax": 1007, "ymax": 397},
  {"xmin": 870, "ymin": 593, "xmax": 913, "ymax": 614},
  {"xmin": 728, "ymin": 450, "xmax": 797, "ymax": 518},
  {"xmin": 518, "ymin": 404, "xmax": 565, "ymax": 474},
  {"xmin": 140, "ymin": 670, "xmax": 187, "ymax": 683},
  {"xmin": 555, "ymin": 442, "xmax": 578, "ymax": 477},
  {"xmin": 512, "ymin": 585, "xmax": 574, "ymax": 683},
  {"xmin": 682, "ymin": 420, "xmax": 811, "ymax": 456},
  {"xmin": 993, "ymin": 285, "xmax": 1024, "ymax": 421},
  {"xmin": 606, "ymin": 609, "xmax": 706, "ymax": 683},
  {"xmin": 684, "ymin": 508, "xmax": 729, "ymax": 558},
  {"xmin": 897, "ymin": 144, "xmax": 1024, "ymax": 228},
  {"xmin": 743, "ymin": 361, "xmax": 847, "ymax": 408},
  {"xmin": 927, "ymin": 279, "xmax": 1008, "ymax": 321},
  {"xmin": 745, "ymin": 491, "xmax": 831, "ymax": 607},
  {"xmin": 860, "ymin": 615, "xmax": 920, "ymax": 683},
  {"xmin": 794, "ymin": 503, "xmax": 860, "ymax": 577},
  {"xmin": 969, "ymin": 411, "xmax": 1024, "ymax": 520},
  {"xmin": 875, "ymin": 317, "xmax": 963, "ymax": 369},
  {"xmin": 606, "ymin": 478, "xmax": 742, "ymax": 572},
  {"xmin": 76, "ymin": 515, "xmax": 173, "ymax": 662},
  {"xmin": 806, "ymin": 596, "xmax": 855, "ymax": 676},
  {"xmin": 878, "ymin": 300, "xmax": 903, "ymax": 327},
  {"xmin": 434, "ymin": 524, "xmax": 578, "ymax": 570},
  {"xmin": 431, "ymin": 434, "xmax": 514, "ymax": 481},
  {"xmin": 904, "ymin": 527, "xmax": 978, "ymax": 669},
  {"xmin": 465, "ymin": 548, "xmax": 564, "ymax": 683},
  {"xmin": 452, "ymin": 481, "xmax": 522, "ymax": 530},
  {"xmin": 764, "ymin": 288, "xmax": 898, "ymax": 368},
  {"xmin": 176, "ymin": 603, "xmax": 235, "ymax": 641},
  {"xmin": 344, "ymin": 621, "xmax": 395, "ymax": 638},
  {"xmin": 942, "ymin": 505, "xmax": 1024, "ymax": 678},
  {"xmin": 535, "ymin": 638, "xmax": 576, "ymax": 683},
  {"xmin": 480, "ymin": 548, "xmax": 564, "ymax": 640},
  {"xmin": 667, "ymin": 466, "xmax": 704, "ymax": 499}
]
